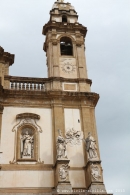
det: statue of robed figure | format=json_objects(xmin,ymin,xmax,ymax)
[
  {"xmin": 56, "ymin": 129, "xmax": 67, "ymax": 159},
  {"xmin": 85, "ymin": 132, "xmax": 98, "ymax": 160},
  {"xmin": 21, "ymin": 130, "xmax": 34, "ymax": 159}
]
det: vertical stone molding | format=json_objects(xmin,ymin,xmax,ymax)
[
  {"xmin": 52, "ymin": 102, "xmax": 65, "ymax": 163},
  {"xmin": 0, "ymin": 105, "xmax": 4, "ymax": 149}
]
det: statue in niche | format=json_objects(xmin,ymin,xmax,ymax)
[
  {"xmin": 85, "ymin": 132, "xmax": 98, "ymax": 160},
  {"xmin": 59, "ymin": 164, "xmax": 69, "ymax": 181},
  {"xmin": 91, "ymin": 164, "xmax": 101, "ymax": 181},
  {"xmin": 21, "ymin": 128, "xmax": 34, "ymax": 159},
  {"xmin": 56, "ymin": 129, "xmax": 67, "ymax": 159}
]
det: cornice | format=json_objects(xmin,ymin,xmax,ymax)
[
  {"xmin": 0, "ymin": 46, "xmax": 14, "ymax": 66},
  {"xmin": 16, "ymin": 113, "xmax": 40, "ymax": 120},
  {"xmin": 4, "ymin": 75, "xmax": 92, "ymax": 85},
  {"xmin": 43, "ymin": 22, "xmax": 87, "ymax": 37},
  {"xmin": 2, "ymin": 90, "xmax": 99, "ymax": 107}
]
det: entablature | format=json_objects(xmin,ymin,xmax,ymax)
[{"xmin": 43, "ymin": 22, "xmax": 87, "ymax": 37}]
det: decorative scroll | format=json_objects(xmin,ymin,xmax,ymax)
[{"xmin": 65, "ymin": 128, "xmax": 83, "ymax": 146}]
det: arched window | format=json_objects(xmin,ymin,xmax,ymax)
[
  {"xmin": 62, "ymin": 15, "xmax": 67, "ymax": 23},
  {"xmin": 60, "ymin": 37, "xmax": 73, "ymax": 56}
]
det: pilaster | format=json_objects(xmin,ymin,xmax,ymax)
[
  {"xmin": 0, "ymin": 104, "xmax": 4, "ymax": 149},
  {"xmin": 52, "ymin": 99, "xmax": 65, "ymax": 163}
]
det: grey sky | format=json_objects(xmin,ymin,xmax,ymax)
[{"xmin": 0, "ymin": 0, "xmax": 130, "ymax": 194}]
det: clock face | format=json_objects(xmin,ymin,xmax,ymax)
[{"xmin": 61, "ymin": 62, "xmax": 76, "ymax": 74}]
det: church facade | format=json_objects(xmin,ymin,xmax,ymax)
[{"xmin": 0, "ymin": 1, "xmax": 112, "ymax": 195}]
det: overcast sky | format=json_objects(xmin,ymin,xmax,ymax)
[{"xmin": 0, "ymin": 0, "xmax": 130, "ymax": 194}]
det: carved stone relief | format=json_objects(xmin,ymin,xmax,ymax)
[
  {"xmin": 65, "ymin": 128, "xmax": 83, "ymax": 146},
  {"xmin": 59, "ymin": 164, "xmax": 69, "ymax": 181},
  {"xmin": 91, "ymin": 164, "xmax": 101, "ymax": 181}
]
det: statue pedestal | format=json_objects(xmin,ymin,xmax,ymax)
[
  {"xmin": 85, "ymin": 161, "xmax": 107, "ymax": 194},
  {"xmin": 55, "ymin": 159, "xmax": 72, "ymax": 193}
]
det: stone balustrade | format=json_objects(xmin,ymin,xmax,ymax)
[{"xmin": 4, "ymin": 76, "xmax": 45, "ymax": 91}]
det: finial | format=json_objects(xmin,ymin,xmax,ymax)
[{"xmin": 57, "ymin": 0, "xmax": 64, "ymax": 2}]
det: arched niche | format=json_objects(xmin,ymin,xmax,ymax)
[
  {"xmin": 17, "ymin": 124, "xmax": 38, "ymax": 162},
  {"xmin": 10, "ymin": 113, "xmax": 43, "ymax": 164}
]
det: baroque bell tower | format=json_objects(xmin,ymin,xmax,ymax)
[{"xmin": 43, "ymin": 0, "xmax": 91, "ymax": 93}]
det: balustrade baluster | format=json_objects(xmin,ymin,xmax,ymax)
[
  {"xmin": 15, "ymin": 82, "xmax": 17, "ymax": 90},
  {"xmin": 26, "ymin": 82, "xmax": 29, "ymax": 90},
  {"xmin": 41, "ymin": 83, "xmax": 44, "ymax": 91},
  {"xmin": 37, "ymin": 83, "xmax": 40, "ymax": 90},
  {"xmin": 22, "ymin": 83, "xmax": 25, "ymax": 90},
  {"xmin": 19, "ymin": 82, "xmax": 21, "ymax": 90},
  {"xmin": 11, "ymin": 82, "xmax": 14, "ymax": 89},
  {"xmin": 30, "ymin": 83, "xmax": 33, "ymax": 90},
  {"xmin": 34, "ymin": 83, "xmax": 36, "ymax": 90}
]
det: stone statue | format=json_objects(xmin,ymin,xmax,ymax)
[
  {"xmin": 21, "ymin": 130, "xmax": 34, "ymax": 158},
  {"xmin": 85, "ymin": 132, "xmax": 98, "ymax": 160},
  {"xmin": 56, "ymin": 129, "xmax": 67, "ymax": 159},
  {"xmin": 59, "ymin": 164, "xmax": 69, "ymax": 181},
  {"xmin": 91, "ymin": 164, "xmax": 101, "ymax": 181}
]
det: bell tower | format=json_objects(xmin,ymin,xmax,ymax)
[{"xmin": 43, "ymin": 0, "xmax": 91, "ymax": 92}]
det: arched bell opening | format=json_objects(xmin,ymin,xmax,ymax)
[
  {"xmin": 62, "ymin": 15, "xmax": 67, "ymax": 23},
  {"xmin": 60, "ymin": 37, "xmax": 73, "ymax": 56}
]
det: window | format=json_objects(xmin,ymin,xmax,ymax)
[
  {"xmin": 62, "ymin": 15, "xmax": 67, "ymax": 23},
  {"xmin": 60, "ymin": 37, "xmax": 73, "ymax": 56}
]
